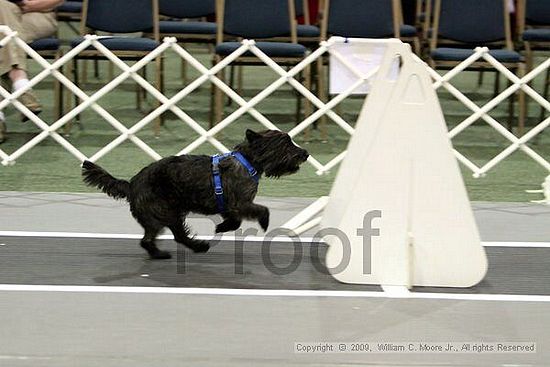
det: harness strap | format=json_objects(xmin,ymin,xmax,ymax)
[
  {"xmin": 211, "ymin": 152, "xmax": 259, "ymax": 213},
  {"xmin": 232, "ymin": 151, "xmax": 259, "ymax": 183}
]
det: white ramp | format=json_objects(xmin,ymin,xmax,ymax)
[{"xmin": 322, "ymin": 38, "xmax": 488, "ymax": 288}]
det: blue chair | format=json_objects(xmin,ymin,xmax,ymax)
[
  {"xmin": 158, "ymin": 0, "xmax": 216, "ymax": 42},
  {"xmin": 56, "ymin": 0, "xmax": 83, "ymax": 16},
  {"xmin": 321, "ymin": 0, "xmax": 420, "ymax": 53},
  {"xmin": 295, "ymin": 0, "xmax": 321, "ymax": 44},
  {"xmin": 314, "ymin": 0, "xmax": 419, "ymax": 139},
  {"xmin": 429, "ymin": 0, "xmax": 525, "ymax": 133},
  {"xmin": 520, "ymin": 0, "xmax": 550, "ymax": 123},
  {"xmin": 229, "ymin": 0, "xmax": 319, "ymax": 106},
  {"xmin": 69, "ymin": 0, "xmax": 162, "ymax": 134},
  {"xmin": 158, "ymin": 0, "xmax": 216, "ymax": 84},
  {"xmin": 212, "ymin": 0, "xmax": 310, "ymax": 126},
  {"xmin": 56, "ymin": 0, "xmax": 83, "ymax": 35}
]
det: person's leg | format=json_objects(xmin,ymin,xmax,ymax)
[
  {"xmin": 11, "ymin": 11, "xmax": 57, "ymax": 119},
  {"xmin": 0, "ymin": 0, "xmax": 30, "ymax": 111},
  {"xmin": 0, "ymin": 5, "xmax": 57, "ymax": 123},
  {"xmin": 0, "ymin": 0, "xmax": 27, "ymax": 78},
  {"xmin": 0, "ymin": 6, "xmax": 57, "ymax": 78},
  {"xmin": 0, "ymin": 0, "xmax": 23, "ymax": 141}
]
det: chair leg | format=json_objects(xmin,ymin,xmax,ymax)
[
  {"xmin": 518, "ymin": 63, "xmax": 526, "ymax": 136},
  {"xmin": 295, "ymin": 78, "xmax": 302, "ymax": 123},
  {"xmin": 136, "ymin": 62, "xmax": 144, "ymax": 112},
  {"xmin": 211, "ymin": 55, "xmax": 225, "ymax": 128},
  {"xmin": 209, "ymin": 56, "xmax": 218, "ymax": 128},
  {"xmin": 296, "ymin": 67, "xmax": 304, "ymax": 125},
  {"xmin": 180, "ymin": 53, "xmax": 188, "ymax": 84},
  {"xmin": 226, "ymin": 65, "xmax": 242, "ymax": 107},
  {"xmin": 493, "ymin": 71, "xmax": 501, "ymax": 98},
  {"xmin": 237, "ymin": 65, "xmax": 244, "ymax": 98},
  {"xmin": 226, "ymin": 65, "xmax": 235, "ymax": 107},
  {"xmin": 63, "ymin": 59, "xmax": 76, "ymax": 135},
  {"xmin": 525, "ymin": 43, "xmax": 533, "ymax": 127},
  {"xmin": 161, "ymin": 56, "xmax": 167, "ymax": 126},
  {"xmin": 477, "ymin": 71, "xmax": 484, "ymax": 87},
  {"xmin": 413, "ymin": 37, "xmax": 421, "ymax": 55},
  {"xmin": 303, "ymin": 63, "xmax": 313, "ymax": 133},
  {"xmin": 82, "ymin": 59, "xmax": 88, "ymax": 84},
  {"xmin": 507, "ymin": 74, "xmax": 514, "ymax": 132},
  {"xmin": 540, "ymin": 67, "xmax": 550, "ymax": 124},
  {"xmin": 73, "ymin": 58, "xmax": 81, "ymax": 125},
  {"xmin": 215, "ymin": 67, "xmax": 226, "ymax": 125},
  {"xmin": 108, "ymin": 60, "xmax": 114, "ymax": 83},
  {"xmin": 317, "ymin": 57, "xmax": 327, "ymax": 141},
  {"xmin": 53, "ymin": 53, "xmax": 62, "ymax": 122},
  {"xmin": 54, "ymin": 74, "xmax": 61, "ymax": 119},
  {"xmin": 209, "ymin": 59, "xmax": 216, "ymax": 128},
  {"xmin": 62, "ymin": 81, "xmax": 71, "ymax": 135},
  {"xmin": 153, "ymin": 56, "xmax": 162, "ymax": 137}
]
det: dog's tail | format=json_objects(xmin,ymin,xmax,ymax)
[{"xmin": 82, "ymin": 160, "xmax": 130, "ymax": 200}]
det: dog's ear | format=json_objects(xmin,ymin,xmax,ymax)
[{"xmin": 246, "ymin": 129, "xmax": 260, "ymax": 142}]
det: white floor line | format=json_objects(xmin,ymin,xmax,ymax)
[
  {"xmin": 1, "ymin": 230, "xmax": 550, "ymax": 248},
  {"xmin": 381, "ymin": 285, "xmax": 411, "ymax": 296},
  {"xmin": 0, "ymin": 284, "xmax": 549, "ymax": 302},
  {"xmin": 481, "ymin": 241, "xmax": 550, "ymax": 248}
]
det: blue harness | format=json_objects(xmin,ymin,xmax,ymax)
[{"xmin": 212, "ymin": 151, "xmax": 259, "ymax": 213}]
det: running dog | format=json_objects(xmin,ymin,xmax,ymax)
[{"xmin": 82, "ymin": 129, "xmax": 309, "ymax": 259}]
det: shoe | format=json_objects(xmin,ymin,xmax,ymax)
[
  {"xmin": 18, "ymin": 89, "xmax": 42, "ymax": 122},
  {"xmin": 0, "ymin": 120, "xmax": 6, "ymax": 144}
]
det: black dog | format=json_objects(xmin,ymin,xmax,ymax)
[{"xmin": 82, "ymin": 129, "xmax": 309, "ymax": 259}]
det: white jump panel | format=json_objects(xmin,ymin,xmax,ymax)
[{"xmin": 322, "ymin": 39, "xmax": 488, "ymax": 288}]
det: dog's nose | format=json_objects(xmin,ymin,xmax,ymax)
[{"xmin": 300, "ymin": 149, "xmax": 309, "ymax": 161}]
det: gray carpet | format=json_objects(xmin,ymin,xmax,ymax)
[{"xmin": 1, "ymin": 236, "xmax": 549, "ymax": 295}]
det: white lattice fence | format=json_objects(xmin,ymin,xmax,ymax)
[{"xmin": 1, "ymin": 26, "xmax": 549, "ymax": 180}]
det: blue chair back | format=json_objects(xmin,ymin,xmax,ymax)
[
  {"xmin": 159, "ymin": 0, "xmax": 215, "ymax": 19},
  {"xmin": 325, "ymin": 0, "xmax": 397, "ymax": 38},
  {"xmin": 295, "ymin": 0, "xmax": 304, "ymax": 17},
  {"xmin": 84, "ymin": 0, "xmax": 157, "ymax": 33},
  {"xmin": 436, "ymin": 0, "xmax": 507, "ymax": 44},
  {"xmin": 525, "ymin": 0, "xmax": 550, "ymax": 25},
  {"xmin": 221, "ymin": 0, "xmax": 295, "ymax": 39}
]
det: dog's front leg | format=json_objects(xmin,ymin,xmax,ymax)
[
  {"xmin": 239, "ymin": 203, "xmax": 270, "ymax": 232},
  {"xmin": 216, "ymin": 216, "xmax": 242, "ymax": 233}
]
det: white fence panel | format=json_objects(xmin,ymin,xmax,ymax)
[{"xmin": 0, "ymin": 27, "xmax": 549, "ymax": 181}]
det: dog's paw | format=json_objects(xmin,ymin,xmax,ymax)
[
  {"xmin": 149, "ymin": 250, "xmax": 172, "ymax": 260},
  {"xmin": 141, "ymin": 241, "xmax": 172, "ymax": 260},
  {"xmin": 189, "ymin": 240, "xmax": 210, "ymax": 253},
  {"xmin": 215, "ymin": 218, "xmax": 242, "ymax": 233},
  {"xmin": 215, "ymin": 223, "xmax": 228, "ymax": 233},
  {"xmin": 259, "ymin": 209, "xmax": 270, "ymax": 232}
]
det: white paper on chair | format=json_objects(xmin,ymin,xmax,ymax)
[{"xmin": 329, "ymin": 41, "xmax": 399, "ymax": 95}]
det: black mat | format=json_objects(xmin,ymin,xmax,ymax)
[{"xmin": 0, "ymin": 236, "xmax": 549, "ymax": 295}]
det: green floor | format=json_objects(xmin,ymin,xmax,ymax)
[{"xmin": 0, "ymin": 38, "xmax": 549, "ymax": 202}]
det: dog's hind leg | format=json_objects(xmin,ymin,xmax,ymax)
[
  {"xmin": 140, "ymin": 224, "xmax": 172, "ymax": 260},
  {"xmin": 168, "ymin": 221, "xmax": 210, "ymax": 253},
  {"xmin": 238, "ymin": 203, "xmax": 270, "ymax": 231},
  {"xmin": 215, "ymin": 216, "xmax": 242, "ymax": 233}
]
